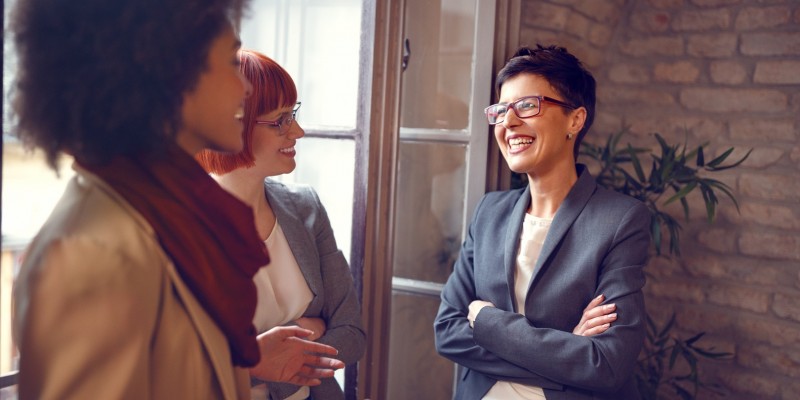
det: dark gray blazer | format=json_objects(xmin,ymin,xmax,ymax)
[
  {"xmin": 434, "ymin": 165, "xmax": 650, "ymax": 400},
  {"xmin": 262, "ymin": 179, "xmax": 366, "ymax": 400}
]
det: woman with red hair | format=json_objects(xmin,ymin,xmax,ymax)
[{"xmin": 197, "ymin": 50, "xmax": 365, "ymax": 400}]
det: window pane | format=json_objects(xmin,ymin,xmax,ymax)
[
  {"xmin": 388, "ymin": 290, "xmax": 454, "ymax": 400},
  {"xmin": 273, "ymin": 137, "xmax": 355, "ymax": 264},
  {"xmin": 401, "ymin": 0, "xmax": 476, "ymax": 130},
  {"xmin": 241, "ymin": 0, "xmax": 362, "ymax": 130},
  {"xmin": 393, "ymin": 141, "xmax": 465, "ymax": 283}
]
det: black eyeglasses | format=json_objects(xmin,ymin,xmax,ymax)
[
  {"xmin": 484, "ymin": 96, "xmax": 575, "ymax": 125},
  {"xmin": 254, "ymin": 102, "xmax": 302, "ymax": 135}
]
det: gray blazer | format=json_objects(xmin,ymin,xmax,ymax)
[
  {"xmin": 434, "ymin": 165, "xmax": 650, "ymax": 400},
  {"xmin": 262, "ymin": 179, "xmax": 366, "ymax": 400}
]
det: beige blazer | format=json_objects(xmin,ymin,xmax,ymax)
[{"xmin": 13, "ymin": 164, "xmax": 250, "ymax": 400}]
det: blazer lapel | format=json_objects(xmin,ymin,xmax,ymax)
[
  {"xmin": 503, "ymin": 185, "xmax": 532, "ymax": 313},
  {"xmin": 529, "ymin": 165, "xmax": 596, "ymax": 288},
  {"xmin": 264, "ymin": 180, "xmax": 320, "ymax": 298}
]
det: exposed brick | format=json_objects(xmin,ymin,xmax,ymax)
[
  {"xmin": 565, "ymin": 12, "xmax": 591, "ymax": 39},
  {"xmin": 791, "ymin": 146, "xmax": 800, "ymax": 162},
  {"xmin": 688, "ymin": 33, "xmax": 738, "ymax": 58},
  {"xmin": 736, "ymin": 316, "xmax": 800, "ymax": 348},
  {"xmin": 588, "ymin": 24, "xmax": 612, "ymax": 46},
  {"xmin": 741, "ymin": 33, "xmax": 800, "ymax": 56},
  {"xmin": 579, "ymin": 0, "xmax": 619, "ymax": 24},
  {"xmin": 648, "ymin": 0, "xmax": 684, "ymax": 9},
  {"xmin": 630, "ymin": 10, "xmax": 671, "ymax": 33},
  {"xmin": 645, "ymin": 280, "xmax": 707, "ymax": 303},
  {"xmin": 722, "ymin": 201, "xmax": 800, "ymax": 230},
  {"xmin": 773, "ymin": 292, "xmax": 800, "ymax": 324},
  {"xmin": 599, "ymin": 86, "xmax": 676, "ymax": 106},
  {"xmin": 715, "ymin": 367, "xmax": 782, "ymax": 397},
  {"xmin": 729, "ymin": 119, "xmax": 795, "ymax": 141},
  {"xmin": 680, "ymin": 88, "xmax": 787, "ymax": 113},
  {"xmin": 682, "ymin": 252, "xmax": 797, "ymax": 287},
  {"xmin": 707, "ymin": 284, "xmax": 771, "ymax": 313},
  {"xmin": 608, "ymin": 63, "xmax": 650, "ymax": 84},
  {"xmin": 625, "ymin": 116, "xmax": 726, "ymax": 142},
  {"xmin": 519, "ymin": 29, "xmax": 561, "ymax": 50},
  {"xmin": 619, "ymin": 36, "xmax": 684, "ymax": 57},
  {"xmin": 673, "ymin": 9, "xmax": 731, "ymax": 31},
  {"xmin": 654, "ymin": 61, "xmax": 700, "ymax": 83},
  {"xmin": 709, "ymin": 61, "xmax": 748, "ymax": 85},
  {"xmin": 738, "ymin": 343, "xmax": 800, "ymax": 378},
  {"xmin": 783, "ymin": 380, "xmax": 800, "ymax": 400},
  {"xmin": 689, "ymin": 0, "xmax": 742, "ymax": 6},
  {"xmin": 735, "ymin": 6, "xmax": 792, "ymax": 30},
  {"xmin": 739, "ymin": 231, "xmax": 800, "ymax": 261},
  {"xmin": 521, "ymin": 2, "xmax": 570, "ymax": 31},
  {"xmin": 754, "ymin": 61, "xmax": 800, "ymax": 84},
  {"xmin": 740, "ymin": 173, "xmax": 800, "ymax": 202},
  {"xmin": 698, "ymin": 227, "xmax": 739, "ymax": 253},
  {"xmin": 733, "ymin": 146, "xmax": 784, "ymax": 168},
  {"xmin": 675, "ymin": 305, "xmax": 737, "ymax": 333}
]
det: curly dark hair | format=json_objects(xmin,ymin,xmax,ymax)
[
  {"xmin": 9, "ymin": 0, "xmax": 249, "ymax": 169},
  {"xmin": 496, "ymin": 45, "xmax": 597, "ymax": 161}
]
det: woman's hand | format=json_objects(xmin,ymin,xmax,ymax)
[
  {"xmin": 572, "ymin": 294, "xmax": 617, "ymax": 336},
  {"xmin": 249, "ymin": 326, "xmax": 345, "ymax": 386},
  {"xmin": 293, "ymin": 317, "xmax": 327, "ymax": 341},
  {"xmin": 468, "ymin": 300, "xmax": 495, "ymax": 328}
]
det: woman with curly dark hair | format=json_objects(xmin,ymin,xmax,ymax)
[{"xmin": 9, "ymin": 1, "xmax": 341, "ymax": 398}]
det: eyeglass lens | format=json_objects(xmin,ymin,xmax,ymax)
[{"xmin": 486, "ymin": 97, "xmax": 541, "ymax": 125}]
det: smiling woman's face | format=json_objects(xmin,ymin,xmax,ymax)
[
  {"xmin": 177, "ymin": 23, "xmax": 252, "ymax": 156},
  {"xmin": 494, "ymin": 73, "xmax": 585, "ymax": 177}
]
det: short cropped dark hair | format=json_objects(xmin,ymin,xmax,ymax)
[
  {"xmin": 10, "ymin": 0, "xmax": 249, "ymax": 169},
  {"xmin": 496, "ymin": 45, "xmax": 596, "ymax": 160}
]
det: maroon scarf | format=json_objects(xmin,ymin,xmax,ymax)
[{"xmin": 80, "ymin": 144, "xmax": 269, "ymax": 367}]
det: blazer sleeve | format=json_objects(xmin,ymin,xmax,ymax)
[
  {"xmin": 472, "ymin": 202, "xmax": 650, "ymax": 392},
  {"xmin": 434, "ymin": 195, "xmax": 558, "ymax": 387},
  {"xmin": 16, "ymin": 237, "xmax": 159, "ymax": 400},
  {"xmin": 305, "ymin": 188, "xmax": 366, "ymax": 365}
]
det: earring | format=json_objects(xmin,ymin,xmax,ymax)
[{"xmin": 567, "ymin": 133, "xmax": 574, "ymax": 140}]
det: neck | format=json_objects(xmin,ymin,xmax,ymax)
[
  {"xmin": 215, "ymin": 169, "xmax": 275, "ymax": 240},
  {"xmin": 525, "ymin": 163, "xmax": 578, "ymax": 219}
]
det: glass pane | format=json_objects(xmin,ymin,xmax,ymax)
[
  {"xmin": 273, "ymin": 137, "xmax": 355, "ymax": 264},
  {"xmin": 387, "ymin": 290, "xmax": 454, "ymax": 400},
  {"xmin": 400, "ymin": 0, "xmax": 476, "ymax": 130},
  {"xmin": 241, "ymin": 0, "xmax": 362, "ymax": 130},
  {"xmin": 393, "ymin": 142, "xmax": 465, "ymax": 283}
]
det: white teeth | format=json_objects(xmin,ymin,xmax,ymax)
[
  {"xmin": 508, "ymin": 137, "xmax": 534, "ymax": 147},
  {"xmin": 279, "ymin": 147, "xmax": 294, "ymax": 153}
]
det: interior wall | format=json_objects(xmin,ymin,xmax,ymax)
[{"xmin": 517, "ymin": 0, "xmax": 800, "ymax": 398}]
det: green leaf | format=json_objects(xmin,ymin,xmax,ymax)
[
  {"xmin": 665, "ymin": 181, "xmax": 698, "ymax": 205},
  {"xmin": 708, "ymin": 148, "xmax": 752, "ymax": 171},
  {"xmin": 706, "ymin": 147, "xmax": 734, "ymax": 168},
  {"xmin": 696, "ymin": 146, "xmax": 705, "ymax": 167}
]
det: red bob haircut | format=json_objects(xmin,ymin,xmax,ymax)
[{"xmin": 196, "ymin": 49, "xmax": 298, "ymax": 174}]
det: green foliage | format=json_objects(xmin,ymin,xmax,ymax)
[
  {"xmin": 581, "ymin": 128, "xmax": 745, "ymax": 399},
  {"xmin": 580, "ymin": 128, "xmax": 751, "ymax": 256},
  {"xmin": 636, "ymin": 314, "xmax": 731, "ymax": 400}
]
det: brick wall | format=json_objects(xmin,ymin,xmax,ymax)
[{"xmin": 518, "ymin": 0, "xmax": 799, "ymax": 398}]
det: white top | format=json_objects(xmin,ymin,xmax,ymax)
[
  {"xmin": 251, "ymin": 220, "xmax": 314, "ymax": 400},
  {"xmin": 252, "ymin": 220, "xmax": 314, "ymax": 334},
  {"xmin": 483, "ymin": 213, "xmax": 551, "ymax": 400}
]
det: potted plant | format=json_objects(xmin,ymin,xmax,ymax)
[{"xmin": 580, "ymin": 128, "xmax": 750, "ymax": 399}]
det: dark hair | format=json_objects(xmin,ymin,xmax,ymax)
[
  {"xmin": 196, "ymin": 49, "xmax": 297, "ymax": 175},
  {"xmin": 9, "ymin": 0, "xmax": 249, "ymax": 169},
  {"xmin": 496, "ymin": 45, "xmax": 596, "ymax": 160}
]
